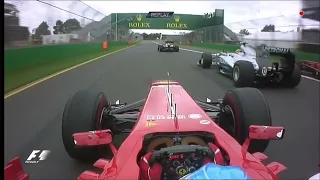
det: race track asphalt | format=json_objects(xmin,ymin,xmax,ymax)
[{"xmin": 4, "ymin": 41, "xmax": 319, "ymax": 179}]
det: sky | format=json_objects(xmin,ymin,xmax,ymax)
[{"xmin": 5, "ymin": 0, "xmax": 319, "ymax": 35}]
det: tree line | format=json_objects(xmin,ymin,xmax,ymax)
[
  {"xmin": 32, "ymin": 18, "xmax": 82, "ymax": 41},
  {"xmin": 141, "ymin": 33, "xmax": 161, "ymax": 40},
  {"xmin": 238, "ymin": 24, "xmax": 296, "ymax": 35}
]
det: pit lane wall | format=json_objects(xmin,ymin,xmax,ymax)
[{"xmin": 5, "ymin": 41, "xmax": 129, "ymax": 73}]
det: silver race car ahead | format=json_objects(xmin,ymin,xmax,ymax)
[
  {"xmin": 197, "ymin": 43, "xmax": 301, "ymax": 88},
  {"xmin": 158, "ymin": 40, "xmax": 179, "ymax": 52}
]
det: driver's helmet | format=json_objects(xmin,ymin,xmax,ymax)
[
  {"xmin": 235, "ymin": 49, "xmax": 241, "ymax": 54},
  {"xmin": 240, "ymin": 45, "xmax": 245, "ymax": 51}
]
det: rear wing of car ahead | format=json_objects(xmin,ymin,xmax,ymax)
[
  {"xmin": 263, "ymin": 46, "xmax": 291, "ymax": 54},
  {"xmin": 258, "ymin": 44, "xmax": 296, "ymax": 65}
]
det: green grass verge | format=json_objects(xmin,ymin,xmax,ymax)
[{"xmin": 5, "ymin": 44, "xmax": 131, "ymax": 94}]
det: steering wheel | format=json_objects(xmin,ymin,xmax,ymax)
[{"xmin": 149, "ymin": 145, "xmax": 214, "ymax": 180}]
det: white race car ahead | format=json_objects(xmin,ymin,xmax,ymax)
[
  {"xmin": 197, "ymin": 43, "xmax": 301, "ymax": 88},
  {"xmin": 157, "ymin": 40, "xmax": 179, "ymax": 52}
]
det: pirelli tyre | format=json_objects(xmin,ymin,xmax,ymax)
[
  {"xmin": 219, "ymin": 88, "xmax": 272, "ymax": 153},
  {"xmin": 159, "ymin": 46, "xmax": 164, "ymax": 52},
  {"xmin": 157, "ymin": 45, "xmax": 161, "ymax": 51},
  {"xmin": 62, "ymin": 91, "xmax": 114, "ymax": 162},
  {"xmin": 201, "ymin": 52, "xmax": 212, "ymax": 69},
  {"xmin": 280, "ymin": 63, "xmax": 301, "ymax": 88},
  {"xmin": 232, "ymin": 61, "xmax": 255, "ymax": 87}
]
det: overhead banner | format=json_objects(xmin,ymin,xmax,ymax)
[{"xmin": 110, "ymin": 11, "xmax": 224, "ymax": 30}]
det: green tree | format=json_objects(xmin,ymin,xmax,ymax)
[
  {"xmin": 34, "ymin": 21, "xmax": 51, "ymax": 39},
  {"xmin": 53, "ymin": 20, "xmax": 65, "ymax": 34},
  {"xmin": 261, "ymin": 24, "xmax": 275, "ymax": 32},
  {"xmin": 142, "ymin": 33, "xmax": 148, "ymax": 39},
  {"xmin": 239, "ymin": 29, "xmax": 251, "ymax": 35},
  {"xmin": 63, "ymin": 18, "xmax": 81, "ymax": 34}
]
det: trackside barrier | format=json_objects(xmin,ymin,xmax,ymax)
[{"xmin": 102, "ymin": 42, "xmax": 108, "ymax": 50}]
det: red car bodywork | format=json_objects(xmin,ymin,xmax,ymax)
[
  {"xmin": 4, "ymin": 157, "xmax": 29, "ymax": 180},
  {"xmin": 4, "ymin": 81, "xmax": 286, "ymax": 180},
  {"xmin": 301, "ymin": 60, "xmax": 320, "ymax": 71}
]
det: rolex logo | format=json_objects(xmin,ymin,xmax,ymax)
[
  {"xmin": 174, "ymin": 16, "xmax": 180, "ymax": 23},
  {"xmin": 136, "ymin": 14, "xmax": 142, "ymax": 22},
  {"xmin": 129, "ymin": 14, "xmax": 150, "ymax": 28}
]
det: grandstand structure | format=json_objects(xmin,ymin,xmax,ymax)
[{"xmin": 4, "ymin": 2, "xmax": 29, "ymax": 47}]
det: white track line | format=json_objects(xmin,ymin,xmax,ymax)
[{"xmin": 152, "ymin": 41, "xmax": 319, "ymax": 82}]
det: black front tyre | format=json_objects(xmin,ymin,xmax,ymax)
[
  {"xmin": 219, "ymin": 88, "xmax": 272, "ymax": 153},
  {"xmin": 233, "ymin": 61, "xmax": 255, "ymax": 87},
  {"xmin": 201, "ymin": 52, "xmax": 212, "ymax": 69},
  {"xmin": 280, "ymin": 63, "xmax": 301, "ymax": 88},
  {"xmin": 62, "ymin": 91, "xmax": 113, "ymax": 162}
]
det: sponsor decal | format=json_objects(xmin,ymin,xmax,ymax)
[
  {"xmin": 128, "ymin": 14, "xmax": 150, "ymax": 28},
  {"xmin": 147, "ymin": 115, "xmax": 186, "ymax": 120},
  {"xmin": 199, "ymin": 120, "xmax": 210, "ymax": 125},
  {"xmin": 264, "ymin": 46, "xmax": 290, "ymax": 53},
  {"xmin": 145, "ymin": 121, "xmax": 157, "ymax": 127},
  {"xmin": 188, "ymin": 114, "xmax": 202, "ymax": 119},
  {"xmin": 276, "ymin": 129, "xmax": 284, "ymax": 138},
  {"xmin": 166, "ymin": 15, "xmax": 188, "ymax": 29}
]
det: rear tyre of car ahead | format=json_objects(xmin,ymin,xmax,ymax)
[
  {"xmin": 280, "ymin": 63, "xmax": 301, "ymax": 88},
  {"xmin": 62, "ymin": 91, "xmax": 113, "ymax": 162},
  {"xmin": 175, "ymin": 46, "xmax": 179, "ymax": 52},
  {"xmin": 233, "ymin": 61, "xmax": 255, "ymax": 87},
  {"xmin": 220, "ymin": 88, "xmax": 272, "ymax": 153},
  {"xmin": 201, "ymin": 52, "xmax": 212, "ymax": 69},
  {"xmin": 159, "ymin": 46, "xmax": 163, "ymax": 52}
]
